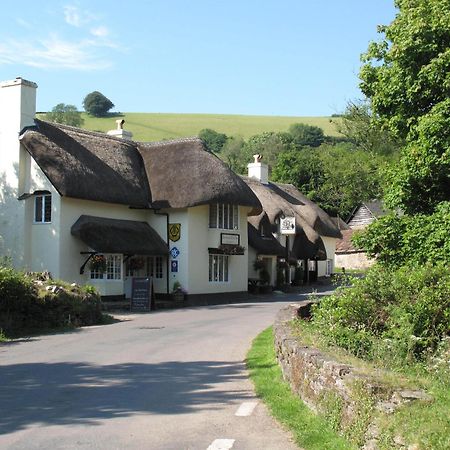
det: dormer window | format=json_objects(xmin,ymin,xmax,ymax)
[
  {"xmin": 34, "ymin": 193, "xmax": 51, "ymax": 223},
  {"xmin": 209, "ymin": 204, "xmax": 239, "ymax": 230}
]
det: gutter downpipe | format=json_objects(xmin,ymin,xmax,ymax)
[{"xmin": 154, "ymin": 210, "xmax": 170, "ymax": 295}]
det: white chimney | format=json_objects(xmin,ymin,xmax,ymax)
[
  {"xmin": 0, "ymin": 77, "xmax": 37, "ymax": 267},
  {"xmin": 247, "ymin": 154, "xmax": 269, "ymax": 184},
  {"xmin": 107, "ymin": 119, "xmax": 133, "ymax": 140}
]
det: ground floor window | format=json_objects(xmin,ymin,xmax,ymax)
[
  {"xmin": 125, "ymin": 256, "xmax": 164, "ymax": 279},
  {"xmin": 326, "ymin": 259, "xmax": 333, "ymax": 277},
  {"xmin": 90, "ymin": 254, "xmax": 122, "ymax": 280},
  {"xmin": 209, "ymin": 254, "xmax": 229, "ymax": 282}
]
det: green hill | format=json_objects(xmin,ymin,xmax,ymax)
[{"xmin": 40, "ymin": 112, "xmax": 341, "ymax": 142}]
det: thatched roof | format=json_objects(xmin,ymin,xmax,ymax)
[
  {"xmin": 335, "ymin": 229, "xmax": 361, "ymax": 254},
  {"xmin": 137, "ymin": 138, "xmax": 261, "ymax": 212},
  {"xmin": 71, "ymin": 215, "xmax": 168, "ymax": 255},
  {"xmin": 20, "ymin": 120, "xmax": 151, "ymax": 207},
  {"xmin": 243, "ymin": 177, "xmax": 342, "ymax": 260},
  {"xmin": 20, "ymin": 121, "xmax": 261, "ymax": 213},
  {"xmin": 248, "ymin": 223, "xmax": 285, "ymax": 256}
]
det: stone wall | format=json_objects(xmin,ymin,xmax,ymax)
[{"xmin": 273, "ymin": 304, "xmax": 431, "ymax": 449}]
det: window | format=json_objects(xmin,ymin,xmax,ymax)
[
  {"xmin": 125, "ymin": 256, "xmax": 164, "ymax": 279},
  {"xmin": 34, "ymin": 194, "xmax": 51, "ymax": 223},
  {"xmin": 209, "ymin": 204, "xmax": 239, "ymax": 230},
  {"xmin": 90, "ymin": 254, "xmax": 122, "ymax": 280},
  {"xmin": 209, "ymin": 254, "xmax": 229, "ymax": 282},
  {"xmin": 326, "ymin": 259, "xmax": 333, "ymax": 277}
]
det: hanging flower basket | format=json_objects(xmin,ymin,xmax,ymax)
[
  {"xmin": 218, "ymin": 244, "xmax": 245, "ymax": 255},
  {"xmin": 89, "ymin": 254, "xmax": 106, "ymax": 273},
  {"xmin": 129, "ymin": 257, "xmax": 145, "ymax": 271}
]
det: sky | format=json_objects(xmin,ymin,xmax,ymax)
[{"xmin": 0, "ymin": 1, "xmax": 397, "ymax": 116}]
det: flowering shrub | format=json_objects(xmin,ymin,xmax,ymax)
[{"xmin": 89, "ymin": 254, "xmax": 106, "ymax": 273}]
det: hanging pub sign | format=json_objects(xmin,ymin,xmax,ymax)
[
  {"xmin": 168, "ymin": 223, "xmax": 181, "ymax": 242},
  {"xmin": 280, "ymin": 216, "xmax": 296, "ymax": 235}
]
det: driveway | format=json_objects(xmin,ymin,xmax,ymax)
[{"xmin": 0, "ymin": 287, "xmax": 333, "ymax": 449}]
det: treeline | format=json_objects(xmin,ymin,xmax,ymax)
[{"xmin": 199, "ymin": 104, "xmax": 399, "ymax": 219}]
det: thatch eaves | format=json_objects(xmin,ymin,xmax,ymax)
[
  {"xmin": 138, "ymin": 138, "xmax": 261, "ymax": 213},
  {"xmin": 20, "ymin": 120, "xmax": 151, "ymax": 207},
  {"xmin": 248, "ymin": 223, "xmax": 285, "ymax": 256}
]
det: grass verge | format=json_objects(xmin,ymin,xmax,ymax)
[{"xmin": 246, "ymin": 326, "xmax": 353, "ymax": 450}]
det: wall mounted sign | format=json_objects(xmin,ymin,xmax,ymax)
[
  {"xmin": 169, "ymin": 223, "xmax": 181, "ymax": 242},
  {"xmin": 280, "ymin": 216, "xmax": 296, "ymax": 235},
  {"xmin": 170, "ymin": 247, "xmax": 180, "ymax": 259},
  {"xmin": 130, "ymin": 277, "xmax": 151, "ymax": 311},
  {"xmin": 220, "ymin": 233, "xmax": 240, "ymax": 246},
  {"xmin": 171, "ymin": 260, "xmax": 178, "ymax": 273}
]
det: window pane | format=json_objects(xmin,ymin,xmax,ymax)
[
  {"xmin": 209, "ymin": 204, "xmax": 217, "ymax": 228},
  {"xmin": 219, "ymin": 255, "xmax": 224, "ymax": 281},
  {"xmin": 155, "ymin": 257, "xmax": 163, "ymax": 278},
  {"xmin": 228, "ymin": 204, "xmax": 233, "ymax": 230},
  {"xmin": 233, "ymin": 205, "xmax": 239, "ymax": 229},
  {"xmin": 35, "ymin": 196, "xmax": 43, "ymax": 222},
  {"xmin": 224, "ymin": 256, "xmax": 229, "ymax": 282},
  {"xmin": 223, "ymin": 204, "xmax": 229, "ymax": 229},
  {"xmin": 44, "ymin": 195, "xmax": 52, "ymax": 222},
  {"xmin": 218, "ymin": 204, "xmax": 223, "ymax": 229},
  {"xmin": 209, "ymin": 255, "xmax": 213, "ymax": 281}
]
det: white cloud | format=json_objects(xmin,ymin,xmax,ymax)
[
  {"xmin": 64, "ymin": 5, "xmax": 95, "ymax": 27},
  {"xmin": 90, "ymin": 26, "xmax": 109, "ymax": 38},
  {"xmin": 0, "ymin": 35, "xmax": 112, "ymax": 71}
]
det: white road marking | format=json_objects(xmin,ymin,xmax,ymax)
[
  {"xmin": 235, "ymin": 401, "xmax": 258, "ymax": 416},
  {"xmin": 207, "ymin": 438, "xmax": 235, "ymax": 450}
]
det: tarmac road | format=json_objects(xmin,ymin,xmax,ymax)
[{"xmin": 0, "ymin": 288, "xmax": 332, "ymax": 450}]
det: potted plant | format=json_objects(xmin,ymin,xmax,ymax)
[
  {"xmin": 172, "ymin": 281, "xmax": 187, "ymax": 305},
  {"xmin": 89, "ymin": 254, "xmax": 106, "ymax": 274}
]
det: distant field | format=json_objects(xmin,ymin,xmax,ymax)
[{"xmin": 38, "ymin": 112, "xmax": 342, "ymax": 142}]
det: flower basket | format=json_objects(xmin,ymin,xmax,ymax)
[
  {"xmin": 89, "ymin": 254, "xmax": 106, "ymax": 273},
  {"xmin": 129, "ymin": 257, "xmax": 145, "ymax": 271}
]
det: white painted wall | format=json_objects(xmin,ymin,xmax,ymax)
[
  {"xmin": 335, "ymin": 252, "xmax": 374, "ymax": 271},
  {"xmin": 317, "ymin": 236, "xmax": 337, "ymax": 277},
  {"xmin": 0, "ymin": 78, "xmax": 37, "ymax": 266},
  {"xmin": 187, "ymin": 205, "xmax": 250, "ymax": 294}
]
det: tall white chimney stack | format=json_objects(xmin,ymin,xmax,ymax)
[
  {"xmin": 107, "ymin": 119, "xmax": 133, "ymax": 140},
  {"xmin": 247, "ymin": 154, "xmax": 269, "ymax": 184}
]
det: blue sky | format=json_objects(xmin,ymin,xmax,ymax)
[{"xmin": 0, "ymin": 1, "xmax": 397, "ymax": 116}]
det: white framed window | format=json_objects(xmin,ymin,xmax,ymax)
[
  {"xmin": 209, "ymin": 204, "xmax": 239, "ymax": 230},
  {"xmin": 209, "ymin": 254, "xmax": 229, "ymax": 282},
  {"xmin": 90, "ymin": 254, "xmax": 122, "ymax": 280},
  {"xmin": 125, "ymin": 256, "xmax": 164, "ymax": 279},
  {"xmin": 34, "ymin": 194, "xmax": 52, "ymax": 223},
  {"xmin": 326, "ymin": 259, "xmax": 333, "ymax": 277}
]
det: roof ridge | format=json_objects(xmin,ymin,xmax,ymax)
[{"xmin": 139, "ymin": 136, "xmax": 202, "ymax": 147}]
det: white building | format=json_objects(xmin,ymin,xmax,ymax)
[{"xmin": 0, "ymin": 78, "xmax": 261, "ymax": 302}]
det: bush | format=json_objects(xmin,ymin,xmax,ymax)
[
  {"xmin": 312, "ymin": 264, "xmax": 450, "ymax": 366},
  {"xmin": 0, "ymin": 268, "xmax": 103, "ymax": 337}
]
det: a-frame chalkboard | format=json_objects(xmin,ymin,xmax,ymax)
[{"xmin": 130, "ymin": 277, "xmax": 152, "ymax": 311}]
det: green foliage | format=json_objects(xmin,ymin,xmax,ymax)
[
  {"xmin": 312, "ymin": 264, "xmax": 450, "ymax": 365},
  {"xmin": 0, "ymin": 267, "xmax": 103, "ymax": 337},
  {"xmin": 289, "ymin": 122, "xmax": 325, "ymax": 148},
  {"xmin": 360, "ymin": 0, "xmax": 450, "ymax": 140},
  {"xmin": 45, "ymin": 103, "xmax": 84, "ymax": 127},
  {"xmin": 272, "ymin": 143, "xmax": 385, "ymax": 218},
  {"xmin": 198, "ymin": 128, "xmax": 228, "ymax": 153},
  {"xmin": 83, "ymin": 91, "xmax": 114, "ymax": 117},
  {"xmin": 353, "ymin": 202, "xmax": 450, "ymax": 266},
  {"xmin": 219, "ymin": 135, "xmax": 245, "ymax": 172},
  {"xmin": 337, "ymin": 101, "xmax": 400, "ymax": 156}
]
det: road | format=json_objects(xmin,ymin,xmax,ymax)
[{"xmin": 0, "ymin": 288, "xmax": 331, "ymax": 450}]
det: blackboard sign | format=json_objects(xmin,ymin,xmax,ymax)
[{"xmin": 130, "ymin": 277, "xmax": 152, "ymax": 311}]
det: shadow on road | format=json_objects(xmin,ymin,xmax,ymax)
[{"xmin": 0, "ymin": 360, "xmax": 250, "ymax": 435}]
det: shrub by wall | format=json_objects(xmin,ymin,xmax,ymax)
[{"xmin": 0, "ymin": 267, "xmax": 103, "ymax": 337}]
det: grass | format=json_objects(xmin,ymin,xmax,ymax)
[
  {"xmin": 37, "ymin": 112, "xmax": 342, "ymax": 141},
  {"xmin": 246, "ymin": 326, "xmax": 353, "ymax": 450},
  {"xmin": 291, "ymin": 320, "xmax": 450, "ymax": 450}
]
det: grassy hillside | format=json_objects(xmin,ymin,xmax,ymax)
[{"xmin": 41, "ymin": 112, "xmax": 341, "ymax": 142}]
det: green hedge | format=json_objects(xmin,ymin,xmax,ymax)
[
  {"xmin": 0, "ymin": 267, "xmax": 103, "ymax": 337},
  {"xmin": 312, "ymin": 264, "xmax": 450, "ymax": 366}
]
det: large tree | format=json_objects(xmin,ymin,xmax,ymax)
[
  {"xmin": 45, "ymin": 103, "xmax": 84, "ymax": 127},
  {"xmin": 288, "ymin": 123, "xmax": 325, "ymax": 148},
  {"xmin": 83, "ymin": 91, "xmax": 114, "ymax": 117},
  {"xmin": 360, "ymin": 0, "xmax": 450, "ymax": 214},
  {"xmin": 198, "ymin": 128, "xmax": 228, "ymax": 153}
]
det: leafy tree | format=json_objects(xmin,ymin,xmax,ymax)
[
  {"xmin": 220, "ymin": 136, "xmax": 246, "ymax": 173},
  {"xmin": 360, "ymin": 0, "xmax": 450, "ymax": 214},
  {"xmin": 360, "ymin": 0, "xmax": 450, "ymax": 140},
  {"xmin": 337, "ymin": 101, "xmax": 399, "ymax": 156},
  {"xmin": 83, "ymin": 91, "xmax": 114, "ymax": 117},
  {"xmin": 288, "ymin": 123, "xmax": 324, "ymax": 148},
  {"xmin": 45, "ymin": 103, "xmax": 84, "ymax": 127},
  {"xmin": 198, "ymin": 128, "xmax": 228, "ymax": 153}
]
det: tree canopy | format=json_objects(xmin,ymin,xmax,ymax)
[
  {"xmin": 198, "ymin": 128, "xmax": 228, "ymax": 153},
  {"xmin": 45, "ymin": 103, "xmax": 84, "ymax": 127},
  {"xmin": 288, "ymin": 123, "xmax": 325, "ymax": 148},
  {"xmin": 83, "ymin": 91, "xmax": 114, "ymax": 117}
]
